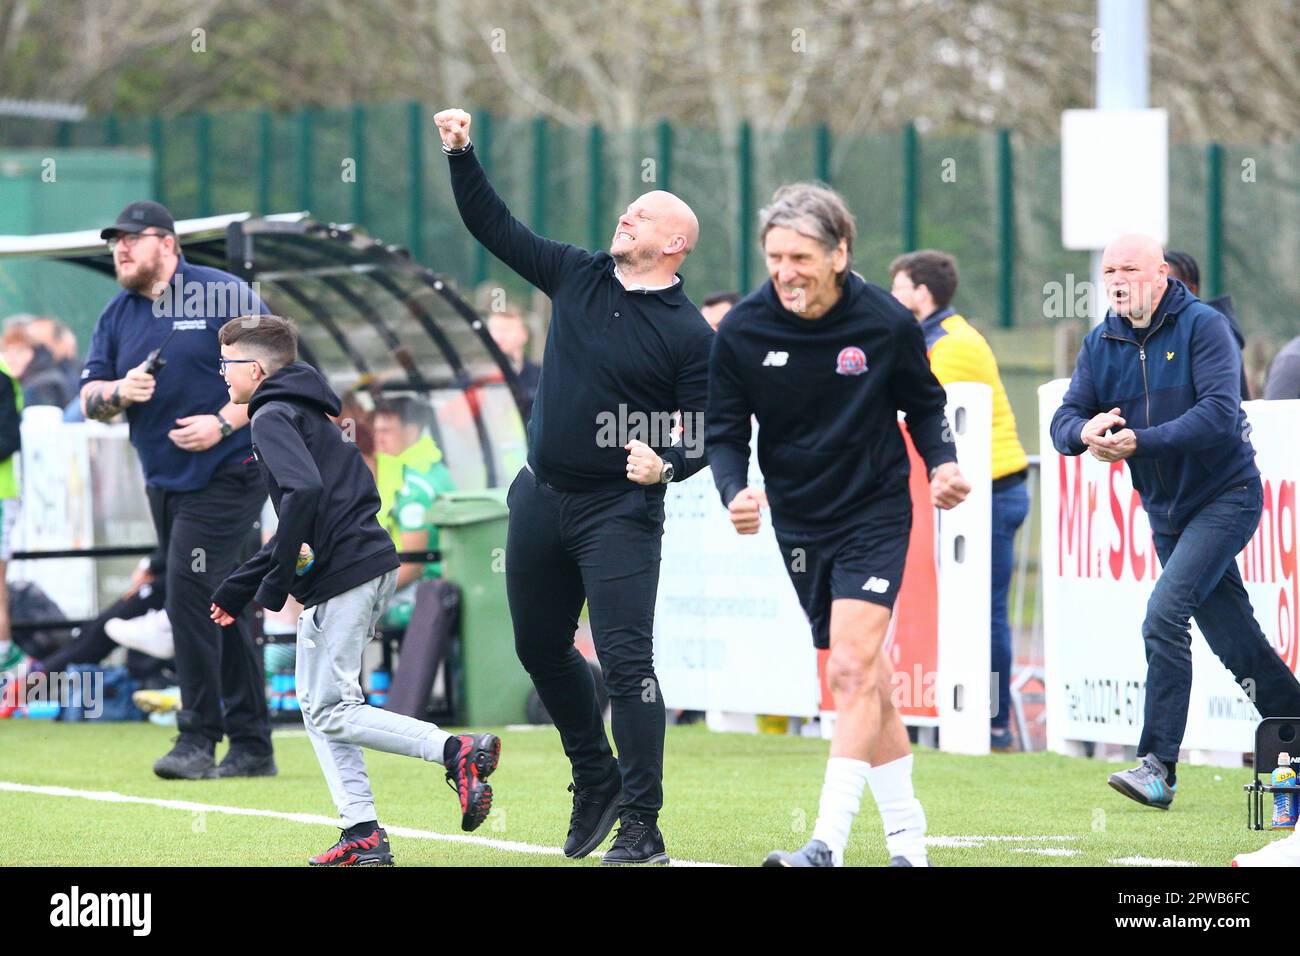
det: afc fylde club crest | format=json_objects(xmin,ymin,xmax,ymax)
[{"xmin": 834, "ymin": 346, "xmax": 868, "ymax": 376}]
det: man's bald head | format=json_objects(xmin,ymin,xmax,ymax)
[
  {"xmin": 610, "ymin": 190, "xmax": 700, "ymax": 274},
  {"xmin": 1101, "ymin": 233, "xmax": 1169, "ymax": 324},
  {"xmin": 642, "ymin": 190, "xmax": 700, "ymax": 254}
]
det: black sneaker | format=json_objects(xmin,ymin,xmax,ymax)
[
  {"xmin": 308, "ymin": 827, "xmax": 394, "ymax": 867},
  {"xmin": 153, "ymin": 734, "xmax": 217, "ymax": 780},
  {"xmin": 601, "ymin": 814, "xmax": 669, "ymax": 866},
  {"xmin": 563, "ymin": 769, "xmax": 622, "ymax": 859},
  {"xmin": 216, "ymin": 747, "xmax": 278, "ymax": 778},
  {"xmin": 443, "ymin": 733, "xmax": 500, "ymax": 831}
]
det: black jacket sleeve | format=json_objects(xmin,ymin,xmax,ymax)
[
  {"xmin": 447, "ymin": 147, "xmax": 591, "ymax": 296},
  {"xmin": 0, "ymin": 372, "xmax": 21, "ymax": 464},
  {"xmin": 705, "ymin": 330, "xmax": 755, "ymax": 507},
  {"xmin": 212, "ymin": 403, "xmax": 322, "ymax": 614},
  {"xmin": 662, "ymin": 321, "xmax": 712, "ymax": 482},
  {"xmin": 890, "ymin": 320, "xmax": 957, "ymax": 473}
]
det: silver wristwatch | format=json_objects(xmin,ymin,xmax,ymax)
[{"xmin": 659, "ymin": 459, "xmax": 675, "ymax": 483}]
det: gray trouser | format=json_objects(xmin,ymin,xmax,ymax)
[{"xmin": 296, "ymin": 568, "xmax": 450, "ymax": 827}]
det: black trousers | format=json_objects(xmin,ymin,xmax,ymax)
[
  {"xmin": 40, "ymin": 584, "xmax": 169, "ymax": 682},
  {"xmin": 506, "ymin": 466, "xmax": 666, "ymax": 822},
  {"xmin": 146, "ymin": 459, "xmax": 271, "ymax": 753}
]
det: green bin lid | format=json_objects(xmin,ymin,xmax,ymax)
[{"xmin": 428, "ymin": 488, "xmax": 510, "ymax": 526}]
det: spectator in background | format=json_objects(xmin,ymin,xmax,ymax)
[
  {"xmin": 26, "ymin": 317, "xmax": 81, "ymax": 400},
  {"xmin": 27, "ymin": 558, "xmax": 173, "ymax": 686},
  {"xmin": 890, "ymin": 250, "xmax": 1029, "ymax": 752},
  {"xmin": 487, "ymin": 305, "xmax": 541, "ymax": 423},
  {"xmin": 1164, "ymin": 250, "xmax": 1250, "ymax": 400},
  {"xmin": 372, "ymin": 397, "xmax": 456, "ymax": 629},
  {"xmin": 0, "ymin": 322, "xmax": 76, "ymax": 409},
  {"xmin": 335, "ymin": 389, "xmax": 377, "ymax": 474},
  {"xmin": 1264, "ymin": 335, "xmax": 1300, "ymax": 400},
  {"xmin": 0, "ymin": 354, "xmax": 20, "ymax": 681},
  {"xmin": 699, "ymin": 291, "xmax": 740, "ymax": 331}
]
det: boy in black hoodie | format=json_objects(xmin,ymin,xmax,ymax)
[{"xmin": 209, "ymin": 315, "xmax": 500, "ymax": 866}]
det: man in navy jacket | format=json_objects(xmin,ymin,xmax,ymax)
[
  {"xmin": 1051, "ymin": 233, "xmax": 1300, "ymax": 810},
  {"xmin": 82, "ymin": 200, "xmax": 273, "ymax": 781}
]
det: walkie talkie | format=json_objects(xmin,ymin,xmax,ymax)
[{"xmin": 143, "ymin": 326, "xmax": 179, "ymax": 376}]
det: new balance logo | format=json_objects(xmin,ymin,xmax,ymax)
[
  {"xmin": 862, "ymin": 577, "xmax": 890, "ymax": 593},
  {"xmin": 762, "ymin": 351, "xmax": 789, "ymax": 367}
]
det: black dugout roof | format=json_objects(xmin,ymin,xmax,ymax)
[{"xmin": 0, "ymin": 213, "xmax": 528, "ymax": 488}]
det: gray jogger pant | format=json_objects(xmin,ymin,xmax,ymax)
[{"xmin": 296, "ymin": 568, "xmax": 451, "ymax": 827}]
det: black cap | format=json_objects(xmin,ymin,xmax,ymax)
[{"xmin": 100, "ymin": 200, "xmax": 175, "ymax": 241}]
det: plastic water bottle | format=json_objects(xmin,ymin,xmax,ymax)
[{"xmin": 1270, "ymin": 752, "xmax": 1297, "ymax": 830}]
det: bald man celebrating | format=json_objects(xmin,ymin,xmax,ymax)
[
  {"xmin": 1051, "ymin": 234, "xmax": 1300, "ymax": 811},
  {"xmin": 435, "ymin": 109, "xmax": 712, "ymax": 865}
]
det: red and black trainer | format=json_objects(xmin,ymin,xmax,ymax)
[
  {"xmin": 444, "ymin": 733, "xmax": 501, "ymax": 831},
  {"xmin": 308, "ymin": 827, "xmax": 394, "ymax": 867}
]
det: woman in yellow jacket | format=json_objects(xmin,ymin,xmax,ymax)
[{"xmin": 891, "ymin": 251, "xmax": 1029, "ymax": 752}]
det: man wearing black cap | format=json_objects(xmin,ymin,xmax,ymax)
[{"xmin": 81, "ymin": 200, "xmax": 276, "ymax": 780}]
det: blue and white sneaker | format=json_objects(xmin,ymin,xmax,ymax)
[{"xmin": 1108, "ymin": 754, "xmax": 1176, "ymax": 809}]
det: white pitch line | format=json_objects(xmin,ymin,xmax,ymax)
[
  {"xmin": 1012, "ymin": 847, "xmax": 1079, "ymax": 857},
  {"xmin": 926, "ymin": 834, "xmax": 1079, "ymax": 848},
  {"xmin": 1109, "ymin": 856, "xmax": 1195, "ymax": 867},
  {"xmin": 0, "ymin": 781, "xmax": 726, "ymax": 867}
]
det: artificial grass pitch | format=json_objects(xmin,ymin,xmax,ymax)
[{"xmin": 0, "ymin": 720, "xmax": 1273, "ymax": 867}]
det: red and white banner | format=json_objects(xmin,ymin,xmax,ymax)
[{"xmin": 1039, "ymin": 380, "xmax": 1300, "ymax": 755}]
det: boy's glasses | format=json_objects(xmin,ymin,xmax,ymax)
[{"xmin": 219, "ymin": 358, "xmax": 261, "ymax": 375}]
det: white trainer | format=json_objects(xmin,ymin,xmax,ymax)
[
  {"xmin": 1232, "ymin": 830, "xmax": 1300, "ymax": 867},
  {"xmin": 105, "ymin": 608, "xmax": 174, "ymax": 660}
]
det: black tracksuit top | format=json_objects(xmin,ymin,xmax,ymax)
[
  {"xmin": 447, "ymin": 146, "xmax": 713, "ymax": 492},
  {"xmin": 211, "ymin": 362, "xmax": 399, "ymax": 615},
  {"xmin": 706, "ymin": 273, "xmax": 958, "ymax": 534}
]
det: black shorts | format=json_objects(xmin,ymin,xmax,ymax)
[{"xmin": 774, "ymin": 507, "xmax": 912, "ymax": 649}]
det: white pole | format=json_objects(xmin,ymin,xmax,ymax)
[{"xmin": 1090, "ymin": 0, "xmax": 1148, "ymax": 325}]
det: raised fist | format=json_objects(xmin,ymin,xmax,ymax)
[{"xmin": 433, "ymin": 109, "xmax": 472, "ymax": 149}]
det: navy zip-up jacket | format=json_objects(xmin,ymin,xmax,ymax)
[
  {"xmin": 707, "ymin": 272, "xmax": 957, "ymax": 534},
  {"xmin": 211, "ymin": 362, "xmax": 399, "ymax": 615},
  {"xmin": 447, "ymin": 145, "xmax": 713, "ymax": 493},
  {"xmin": 1049, "ymin": 278, "xmax": 1258, "ymax": 534}
]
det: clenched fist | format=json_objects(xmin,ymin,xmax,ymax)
[
  {"xmin": 930, "ymin": 462, "xmax": 970, "ymax": 511},
  {"xmin": 728, "ymin": 486, "xmax": 769, "ymax": 535},
  {"xmin": 624, "ymin": 440, "xmax": 663, "ymax": 485},
  {"xmin": 433, "ymin": 109, "xmax": 472, "ymax": 150}
]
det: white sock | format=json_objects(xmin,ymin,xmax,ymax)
[
  {"xmin": 811, "ymin": 757, "xmax": 871, "ymax": 866},
  {"xmin": 867, "ymin": 753, "xmax": 928, "ymax": 865}
]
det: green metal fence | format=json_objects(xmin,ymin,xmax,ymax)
[{"xmin": 3, "ymin": 104, "xmax": 1297, "ymax": 337}]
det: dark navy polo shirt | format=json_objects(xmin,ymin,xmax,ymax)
[{"xmin": 81, "ymin": 256, "xmax": 266, "ymax": 492}]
